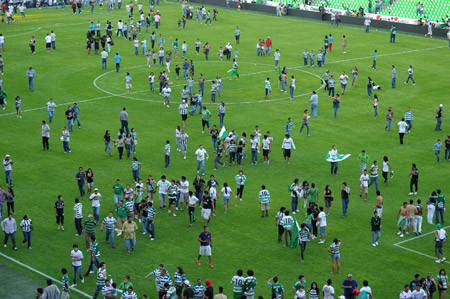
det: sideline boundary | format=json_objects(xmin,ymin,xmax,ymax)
[
  {"xmin": 0, "ymin": 252, "xmax": 91, "ymax": 298},
  {"xmin": 393, "ymin": 225, "xmax": 450, "ymax": 264}
]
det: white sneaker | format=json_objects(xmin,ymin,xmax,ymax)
[
  {"xmin": 239, "ymin": 198, "xmax": 243, "ymax": 201},
  {"xmin": 70, "ymin": 284, "xmax": 77, "ymax": 288},
  {"xmin": 138, "ymin": 219, "xmax": 141, "ymax": 223},
  {"xmin": 151, "ymin": 238, "xmax": 155, "ymax": 241},
  {"xmin": 408, "ymin": 192, "xmax": 413, "ymax": 195},
  {"xmin": 296, "ymin": 209, "xmax": 300, "ymax": 213},
  {"xmin": 142, "ymin": 231, "xmax": 147, "ymax": 234},
  {"xmin": 168, "ymin": 209, "xmax": 171, "ymax": 213},
  {"xmin": 292, "ymin": 211, "xmax": 296, "ymax": 214},
  {"xmin": 414, "ymin": 192, "xmax": 417, "ymax": 195},
  {"xmin": 375, "ymin": 241, "xmax": 378, "ymax": 246},
  {"xmin": 397, "ymin": 231, "xmax": 402, "ymax": 235},
  {"xmin": 406, "ymin": 232, "xmax": 410, "ymax": 235},
  {"xmin": 81, "ymin": 278, "xmax": 84, "ymax": 284},
  {"xmin": 173, "ymin": 214, "xmax": 177, "ymax": 217},
  {"xmin": 442, "ymin": 257, "xmax": 447, "ymax": 262},
  {"xmin": 176, "ymin": 207, "xmax": 179, "ymax": 210},
  {"xmin": 436, "ymin": 259, "xmax": 442, "ymax": 263},
  {"xmin": 400, "ymin": 234, "xmax": 404, "ymax": 237},
  {"xmin": 372, "ymin": 243, "xmax": 376, "ymax": 247}
]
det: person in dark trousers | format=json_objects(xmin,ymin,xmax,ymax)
[
  {"xmin": 407, "ymin": 163, "xmax": 419, "ymax": 195},
  {"xmin": 435, "ymin": 104, "xmax": 443, "ymax": 131},
  {"xmin": 75, "ymin": 167, "xmax": 86, "ymax": 197},
  {"xmin": 55, "ymin": 195, "xmax": 65, "ymax": 231},
  {"xmin": 204, "ymin": 279, "xmax": 214, "ymax": 299}
]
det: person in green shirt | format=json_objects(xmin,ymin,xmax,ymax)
[
  {"xmin": 307, "ymin": 183, "xmax": 319, "ymax": 208},
  {"xmin": 84, "ymin": 235, "xmax": 100, "ymax": 276},
  {"xmin": 358, "ymin": 150, "xmax": 370, "ymax": 174},
  {"xmin": 112, "ymin": 179, "xmax": 125, "ymax": 208},
  {"xmin": 267, "ymin": 276, "xmax": 284, "ymax": 299},
  {"xmin": 83, "ymin": 214, "xmax": 97, "ymax": 250},
  {"xmin": 61, "ymin": 268, "xmax": 70, "ymax": 297},
  {"xmin": 292, "ymin": 275, "xmax": 306, "ymax": 294},
  {"xmin": 116, "ymin": 200, "xmax": 128, "ymax": 236},
  {"xmin": 201, "ymin": 106, "xmax": 211, "ymax": 134},
  {"xmin": 134, "ymin": 186, "xmax": 144, "ymax": 218},
  {"xmin": 119, "ymin": 275, "xmax": 133, "ymax": 294}
]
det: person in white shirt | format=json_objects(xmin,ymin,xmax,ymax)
[
  {"xmin": 359, "ymin": 169, "xmax": 369, "ymax": 201},
  {"xmin": 397, "ymin": 117, "xmax": 408, "ymax": 145},
  {"xmin": 195, "ymin": 145, "xmax": 208, "ymax": 176},
  {"xmin": 250, "ymin": 134, "xmax": 258, "ymax": 165},
  {"xmin": 261, "ymin": 135, "xmax": 272, "ymax": 164},
  {"xmin": 162, "ymin": 85, "xmax": 172, "ymax": 107},
  {"xmin": 45, "ymin": 34, "xmax": 52, "ymax": 52},
  {"xmin": 156, "ymin": 175, "xmax": 170, "ymax": 210},
  {"xmin": 281, "ymin": 134, "xmax": 296, "ymax": 164},
  {"xmin": 339, "ymin": 71, "xmax": 349, "ymax": 95},
  {"xmin": 411, "ymin": 284, "xmax": 426, "ymax": 299},
  {"xmin": 359, "ymin": 280, "xmax": 373, "ymax": 299},
  {"xmin": 399, "ymin": 284, "xmax": 412, "ymax": 299},
  {"xmin": 70, "ymin": 244, "xmax": 84, "ymax": 287},
  {"xmin": 322, "ymin": 279, "xmax": 335, "ymax": 299},
  {"xmin": 101, "ymin": 49, "xmax": 108, "ymax": 70},
  {"xmin": 178, "ymin": 176, "xmax": 189, "ymax": 211},
  {"xmin": 317, "ymin": 206, "xmax": 327, "ymax": 243},
  {"xmin": 329, "ymin": 145, "xmax": 339, "ymax": 175},
  {"xmin": 89, "ymin": 188, "xmax": 102, "ymax": 223},
  {"xmin": 117, "ymin": 20, "xmax": 123, "ymax": 37},
  {"xmin": 50, "ymin": 31, "xmax": 56, "ymax": 50},
  {"xmin": 187, "ymin": 191, "xmax": 199, "ymax": 227}
]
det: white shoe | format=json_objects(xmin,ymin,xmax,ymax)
[
  {"xmin": 168, "ymin": 209, "xmax": 171, "ymax": 213},
  {"xmin": 414, "ymin": 192, "xmax": 417, "ymax": 195},
  {"xmin": 436, "ymin": 259, "xmax": 442, "ymax": 263},
  {"xmin": 408, "ymin": 192, "xmax": 413, "ymax": 195},
  {"xmin": 173, "ymin": 214, "xmax": 177, "ymax": 217},
  {"xmin": 442, "ymin": 257, "xmax": 447, "ymax": 262},
  {"xmin": 142, "ymin": 231, "xmax": 147, "ymax": 234},
  {"xmin": 397, "ymin": 231, "xmax": 402, "ymax": 235},
  {"xmin": 296, "ymin": 209, "xmax": 300, "ymax": 212},
  {"xmin": 406, "ymin": 232, "xmax": 410, "ymax": 235},
  {"xmin": 400, "ymin": 234, "xmax": 404, "ymax": 237},
  {"xmin": 151, "ymin": 238, "xmax": 155, "ymax": 241},
  {"xmin": 292, "ymin": 211, "xmax": 296, "ymax": 214},
  {"xmin": 239, "ymin": 198, "xmax": 243, "ymax": 201},
  {"xmin": 375, "ymin": 241, "xmax": 378, "ymax": 246},
  {"xmin": 138, "ymin": 219, "xmax": 141, "ymax": 223},
  {"xmin": 176, "ymin": 207, "xmax": 179, "ymax": 211},
  {"xmin": 81, "ymin": 278, "xmax": 84, "ymax": 284},
  {"xmin": 372, "ymin": 243, "xmax": 376, "ymax": 247}
]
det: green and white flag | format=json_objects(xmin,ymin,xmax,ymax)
[
  {"xmin": 217, "ymin": 126, "xmax": 228, "ymax": 142},
  {"xmin": 326, "ymin": 152, "xmax": 351, "ymax": 162},
  {"xmin": 290, "ymin": 216, "xmax": 301, "ymax": 249}
]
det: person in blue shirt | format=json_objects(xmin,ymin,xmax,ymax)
[
  {"xmin": 341, "ymin": 275, "xmax": 358, "ymax": 298},
  {"xmin": 26, "ymin": 67, "xmax": 36, "ymax": 91},
  {"xmin": 434, "ymin": 139, "xmax": 443, "ymax": 163},
  {"xmin": 114, "ymin": 52, "xmax": 121, "ymax": 72},
  {"xmin": 72, "ymin": 102, "xmax": 81, "ymax": 129},
  {"xmin": 89, "ymin": 22, "xmax": 95, "ymax": 37},
  {"xmin": 75, "ymin": 167, "xmax": 86, "ymax": 197},
  {"xmin": 372, "ymin": 50, "xmax": 377, "ymax": 70}
]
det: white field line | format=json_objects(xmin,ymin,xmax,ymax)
[
  {"xmin": 393, "ymin": 225, "xmax": 450, "ymax": 264},
  {"xmin": 0, "ymin": 44, "xmax": 443, "ymax": 118},
  {"xmin": 0, "ymin": 252, "xmax": 91, "ymax": 298}
]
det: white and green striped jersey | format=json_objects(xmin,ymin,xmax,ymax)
[
  {"xmin": 232, "ymin": 62, "xmax": 238, "ymax": 70},
  {"xmin": 62, "ymin": 274, "xmax": 70, "ymax": 292},
  {"xmin": 193, "ymin": 284, "xmax": 206, "ymax": 298},
  {"xmin": 299, "ymin": 228, "xmax": 310, "ymax": 242},
  {"xmin": 96, "ymin": 268, "xmax": 107, "ymax": 286},
  {"xmin": 281, "ymin": 216, "xmax": 293, "ymax": 230},
  {"xmin": 134, "ymin": 189, "xmax": 144, "ymax": 203},
  {"xmin": 329, "ymin": 241, "xmax": 341, "ymax": 254},
  {"xmin": 258, "ymin": 190, "xmax": 270, "ymax": 204},
  {"xmin": 20, "ymin": 219, "xmax": 32, "ymax": 232},
  {"xmin": 173, "ymin": 272, "xmax": 187, "ymax": 285},
  {"xmin": 265, "ymin": 80, "xmax": 271, "ymax": 90},
  {"xmin": 230, "ymin": 275, "xmax": 245, "ymax": 293},
  {"xmin": 268, "ymin": 282, "xmax": 284, "ymax": 299},
  {"xmin": 168, "ymin": 185, "xmax": 178, "ymax": 199},
  {"xmin": 102, "ymin": 217, "xmax": 117, "ymax": 229},
  {"xmin": 244, "ymin": 276, "xmax": 257, "ymax": 296},
  {"xmin": 156, "ymin": 275, "xmax": 172, "ymax": 291},
  {"xmin": 90, "ymin": 240, "xmax": 100, "ymax": 258},
  {"xmin": 235, "ymin": 174, "xmax": 246, "ymax": 186},
  {"xmin": 147, "ymin": 207, "xmax": 156, "ymax": 220},
  {"xmin": 125, "ymin": 200, "xmax": 134, "ymax": 214},
  {"xmin": 73, "ymin": 202, "xmax": 83, "ymax": 219}
]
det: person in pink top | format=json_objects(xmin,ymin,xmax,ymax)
[{"xmin": 155, "ymin": 13, "xmax": 161, "ymax": 29}]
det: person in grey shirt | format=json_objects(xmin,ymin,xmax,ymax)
[
  {"xmin": 120, "ymin": 107, "xmax": 129, "ymax": 133},
  {"xmin": 309, "ymin": 91, "xmax": 318, "ymax": 118},
  {"xmin": 43, "ymin": 279, "xmax": 60, "ymax": 299}
]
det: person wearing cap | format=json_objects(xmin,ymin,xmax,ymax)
[
  {"xmin": 179, "ymin": 99, "xmax": 189, "ymax": 129},
  {"xmin": 197, "ymin": 226, "xmax": 213, "ymax": 267},
  {"xmin": 3, "ymin": 154, "xmax": 13, "ymax": 187},
  {"xmin": 204, "ymin": 280, "xmax": 214, "ymax": 299},
  {"xmin": 341, "ymin": 274, "xmax": 358, "ymax": 299},
  {"xmin": 435, "ymin": 223, "xmax": 448, "ymax": 263},
  {"xmin": 435, "ymin": 104, "xmax": 443, "ymax": 131},
  {"xmin": 26, "ymin": 66, "xmax": 36, "ymax": 91},
  {"xmin": 183, "ymin": 280, "xmax": 194, "ymax": 299},
  {"xmin": 90, "ymin": 188, "xmax": 102, "ymax": 224}
]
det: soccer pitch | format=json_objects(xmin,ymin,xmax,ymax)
[{"xmin": 0, "ymin": 2, "xmax": 449, "ymax": 298}]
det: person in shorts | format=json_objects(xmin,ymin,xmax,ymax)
[
  {"xmin": 197, "ymin": 226, "xmax": 213, "ymax": 268},
  {"xmin": 258, "ymin": 185, "xmax": 270, "ymax": 218},
  {"xmin": 397, "ymin": 202, "xmax": 408, "ymax": 237},
  {"xmin": 201, "ymin": 191, "xmax": 213, "ymax": 225}
]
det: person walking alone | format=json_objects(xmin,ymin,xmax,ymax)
[{"xmin": 404, "ymin": 65, "xmax": 416, "ymax": 85}]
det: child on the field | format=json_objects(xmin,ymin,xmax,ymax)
[{"xmin": 218, "ymin": 47, "xmax": 223, "ymax": 61}]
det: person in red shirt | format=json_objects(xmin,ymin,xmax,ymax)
[{"xmin": 265, "ymin": 37, "xmax": 272, "ymax": 55}]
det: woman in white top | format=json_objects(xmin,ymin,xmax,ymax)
[
  {"xmin": 382, "ymin": 156, "xmax": 392, "ymax": 187},
  {"xmin": 218, "ymin": 182, "xmax": 236, "ymax": 214},
  {"xmin": 373, "ymin": 94, "xmax": 379, "ymax": 119},
  {"xmin": 329, "ymin": 145, "xmax": 338, "ymax": 176}
]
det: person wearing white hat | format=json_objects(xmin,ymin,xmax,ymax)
[
  {"xmin": 265, "ymin": 36, "xmax": 272, "ymax": 55},
  {"xmin": 3, "ymin": 154, "xmax": 13, "ymax": 187},
  {"xmin": 435, "ymin": 104, "xmax": 443, "ymax": 131}
]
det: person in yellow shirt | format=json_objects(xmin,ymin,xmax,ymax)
[{"xmin": 121, "ymin": 216, "xmax": 138, "ymax": 255}]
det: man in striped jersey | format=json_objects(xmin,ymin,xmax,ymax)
[
  {"xmin": 243, "ymin": 270, "xmax": 257, "ymax": 299},
  {"xmin": 258, "ymin": 185, "xmax": 270, "ymax": 218},
  {"xmin": 193, "ymin": 278, "xmax": 206, "ymax": 299},
  {"xmin": 85, "ymin": 235, "xmax": 100, "ymax": 277},
  {"xmin": 156, "ymin": 269, "xmax": 172, "ymax": 299},
  {"xmin": 281, "ymin": 134, "xmax": 296, "ymax": 164},
  {"xmin": 180, "ymin": 130, "xmax": 189, "ymax": 160},
  {"xmin": 144, "ymin": 264, "xmax": 169, "ymax": 290},
  {"xmin": 101, "ymin": 211, "xmax": 117, "ymax": 248},
  {"xmin": 168, "ymin": 180, "xmax": 178, "ymax": 217},
  {"xmin": 179, "ymin": 99, "xmax": 189, "ymax": 129},
  {"xmin": 73, "ymin": 198, "xmax": 83, "ymax": 236},
  {"xmin": 298, "ymin": 223, "xmax": 312, "ymax": 262},
  {"xmin": 235, "ymin": 170, "xmax": 246, "ymax": 201},
  {"xmin": 61, "ymin": 268, "xmax": 70, "ymax": 299},
  {"xmin": 92, "ymin": 262, "xmax": 107, "ymax": 299},
  {"xmin": 83, "ymin": 214, "xmax": 97, "ymax": 250},
  {"xmin": 231, "ymin": 269, "xmax": 245, "ymax": 299},
  {"xmin": 147, "ymin": 201, "xmax": 156, "ymax": 240},
  {"xmin": 281, "ymin": 210, "xmax": 293, "ymax": 248},
  {"xmin": 101, "ymin": 279, "xmax": 114, "ymax": 298},
  {"xmin": 292, "ymin": 275, "xmax": 306, "ymax": 294}
]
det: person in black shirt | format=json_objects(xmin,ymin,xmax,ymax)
[
  {"xmin": 445, "ymin": 135, "xmax": 450, "ymax": 161},
  {"xmin": 183, "ymin": 281, "xmax": 194, "ymax": 299},
  {"xmin": 204, "ymin": 280, "xmax": 213, "ymax": 299},
  {"xmin": 371, "ymin": 210, "xmax": 381, "ymax": 246},
  {"xmin": 434, "ymin": 104, "xmax": 443, "ymax": 131},
  {"xmin": 65, "ymin": 105, "xmax": 74, "ymax": 132},
  {"xmin": 407, "ymin": 163, "xmax": 419, "ymax": 195},
  {"xmin": 201, "ymin": 191, "xmax": 213, "ymax": 225},
  {"xmin": 54, "ymin": 195, "xmax": 65, "ymax": 231},
  {"xmin": 210, "ymin": 125, "xmax": 219, "ymax": 149}
]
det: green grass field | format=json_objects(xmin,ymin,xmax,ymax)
[{"xmin": 0, "ymin": 2, "xmax": 449, "ymax": 298}]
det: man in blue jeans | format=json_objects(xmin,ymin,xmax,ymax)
[
  {"xmin": 92, "ymin": 262, "xmax": 106, "ymax": 299},
  {"xmin": 84, "ymin": 235, "xmax": 100, "ymax": 276},
  {"xmin": 391, "ymin": 65, "xmax": 397, "ymax": 88},
  {"xmin": 341, "ymin": 182, "xmax": 350, "ymax": 218},
  {"xmin": 101, "ymin": 212, "xmax": 117, "ymax": 249},
  {"xmin": 120, "ymin": 107, "xmax": 129, "ymax": 133},
  {"xmin": 26, "ymin": 67, "xmax": 36, "ymax": 91},
  {"xmin": 3, "ymin": 155, "xmax": 13, "ymax": 187},
  {"xmin": 436, "ymin": 189, "xmax": 445, "ymax": 224},
  {"xmin": 72, "ymin": 102, "xmax": 81, "ymax": 129},
  {"xmin": 75, "ymin": 167, "xmax": 86, "ymax": 197},
  {"xmin": 368, "ymin": 161, "xmax": 380, "ymax": 192}
]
